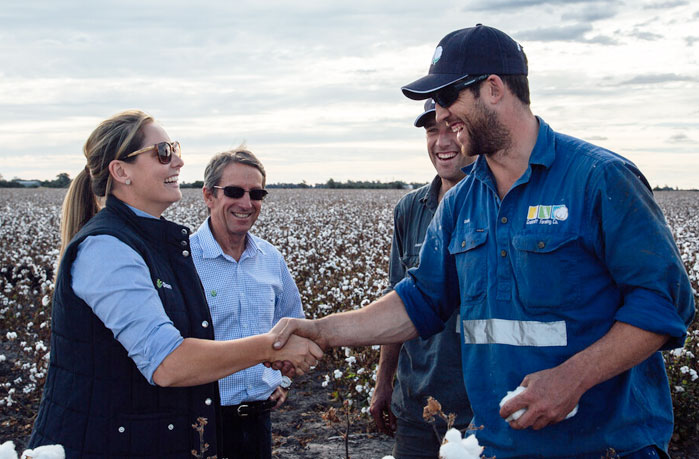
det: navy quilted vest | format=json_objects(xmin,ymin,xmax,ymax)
[{"xmin": 29, "ymin": 195, "xmax": 221, "ymax": 458}]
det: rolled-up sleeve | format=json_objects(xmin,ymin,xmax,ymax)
[
  {"xmin": 590, "ymin": 161, "xmax": 695, "ymax": 349},
  {"xmin": 72, "ymin": 235, "xmax": 184, "ymax": 384}
]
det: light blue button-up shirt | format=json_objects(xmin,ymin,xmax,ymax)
[
  {"xmin": 72, "ymin": 205, "xmax": 184, "ymax": 385},
  {"xmin": 190, "ymin": 218, "xmax": 304, "ymax": 405}
]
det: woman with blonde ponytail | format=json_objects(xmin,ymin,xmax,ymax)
[{"xmin": 29, "ymin": 110, "xmax": 322, "ymax": 458}]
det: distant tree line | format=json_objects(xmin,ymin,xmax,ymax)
[
  {"xmin": 0, "ymin": 173, "xmax": 72, "ymax": 188},
  {"xmin": 8, "ymin": 174, "xmax": 691, "ymax": 192},
  {"xmin": 182, "ymin": 179, "xmax": 428, "ymax": 190}
]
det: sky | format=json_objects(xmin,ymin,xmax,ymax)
[{"xmin": 1, "ymin": 0, "xmax": 697, "ymax": 188}]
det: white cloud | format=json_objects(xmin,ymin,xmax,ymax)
[{"xmin": 0, "ymin": 0, "xmax": 698, "ymax": 188}]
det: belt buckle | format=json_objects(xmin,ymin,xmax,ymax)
[{"xmin": 236, "ymin": 404, "xmax": 249, "ymax": 417}]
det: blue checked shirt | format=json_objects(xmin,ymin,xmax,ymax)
[{"xmin": 190, "ymin": 218, "xmax": 304, "ymax": 406}]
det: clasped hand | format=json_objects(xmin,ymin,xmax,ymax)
[{"xmin": 265, "ymin": 318, "xmax": 325, "ymax": 377}]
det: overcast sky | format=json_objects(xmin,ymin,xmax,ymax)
[{"xmin": 1, "ymin": 0, "xmax": 697, "ymax": 188}]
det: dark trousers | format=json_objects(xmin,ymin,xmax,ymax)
[{"xmin": 218, "ymin": 406, "xmax": 272, "ymax": 459}]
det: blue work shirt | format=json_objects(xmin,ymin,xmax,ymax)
[
  {"xmin": 190, "ymin": 218, "xmax": 304, "ymax": 406},
  {"xmin": 72, "ymin": 205, "xmax": 184, "ymax": 384},
  {"xmin": 395, "ymin": 118, "xmax": 695, "ymax": 458}
]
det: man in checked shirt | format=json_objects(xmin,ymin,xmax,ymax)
[{"xmin": 191, "ymin": 147, "xmax": 303, "ymax": 459}]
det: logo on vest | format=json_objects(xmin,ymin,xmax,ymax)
[
  {"xmin": 156, "ymin": 278, "xmax": 173, "ymax": 290},
  {"xmin": 526, "ymin": 204, "xmax": 568, "ymax": 225}
]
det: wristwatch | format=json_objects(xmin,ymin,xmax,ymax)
[{"xmin": 280, "ymin": 376, "xmax": 292, "ymax": 389}]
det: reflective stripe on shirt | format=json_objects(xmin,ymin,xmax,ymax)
[{"xmin": 462, "ymin": 318, "xmax": 567, "ymax": 347}]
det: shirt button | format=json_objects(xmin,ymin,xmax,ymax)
[
  {"xmin": 168, "ymin": 424, "xmax": 174, "ymax": 431},
  {"xmin": 205, "ymin": 398, "xmax": 212, "ymax": 406},
  {"xmin": 202, "ymin": 320, "xmax": 209, "ymax": 328},
  {"xmin": 461, "ymin": 241, "xmax": 466, "ymax": 248},
  {"xmin": 118, "ymin": 426, "xmax": 125, "ymax": 433},
  {"xmin": 500, "ymin": 250, "xmax": 507, "ymax": 257},
  {"xmin": 501, "ymin": 217, "xmax": 508, "ymax": 224},
  {"xmin": 181, "ymin": 240, "xmax": 187, "ymax": 247},
  {"xmin": 182, "ymin": 250, "xmax": 190, "ymax": 257},
  {"xmin": 181, "ymin": 228, "xmax": 187, "ymax": 235},
  {"xmin": 538, "ymin": 241, "xmax": 546, "ymax": 249}
]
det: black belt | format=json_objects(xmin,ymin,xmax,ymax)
[{"xmin": 222, "ymin": 399, "xmax": 276, "ymax": 417}]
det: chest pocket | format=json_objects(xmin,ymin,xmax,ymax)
[
  {"xmin": 448, "ymin": 228, "xmax": 488, "ymax": 303},
  {"xmin": 511, "ymin": 232, "xmax": 581, "ymax": 310}
]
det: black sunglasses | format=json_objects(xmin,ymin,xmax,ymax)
[
  {"xmin": 432, "ymin": 74, "xmax": 490, "ymax": 108},
  {"xmin": 125, "ymin": 141, "xmax": 181, "ymax": 165},
  {"xmin": 213, "ymin": 185, "xmax": 268, "ymax": 201}
]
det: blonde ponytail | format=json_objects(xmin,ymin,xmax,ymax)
[{"xmin": 56, "ymin": 110, "xmax": 154, "ymax": 265}]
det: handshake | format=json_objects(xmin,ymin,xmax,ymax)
[{"xmin": 264, "ymin": 318, "xmax": 326, "ymax": 377}]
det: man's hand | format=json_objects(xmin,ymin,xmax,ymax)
[
  {"xmin": 267, "ymin": 333, "xmax": 323, "ymax": 376},
  {"xmin": 499, "ymin": 363, "xmax": 585, "ymax": 430},
  {"xmin": 369, "ymin": 379, "xmax": 397, "ymax": 436},
  {"xmin": 270, "ymin": 386, "xmax": 288, "ymax": 409},
  {"xmin": 270, "ymin": 317, "xmax": 327, "ymax": 350}
]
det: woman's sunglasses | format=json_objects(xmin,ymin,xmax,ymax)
[
  {"xmin": 213, "ymin": 185, "xmax": 268, "ymax": 201},
  {"xmin": 124, "ymin": 141, "xmax": 181, "ymax": 164},
  {"xmin": 432, "ymin": 74, "xmax": 490, "ymax": 108}
]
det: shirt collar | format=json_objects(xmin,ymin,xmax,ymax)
[
  {"xmin": 195, "ymin": 217, "xmax": 263, "ymax": 260},
  {"xmin": 469, "ymin": 116, "xmax": 555, "ymax": 187},
  {"xmin": 528, "ymin": 117, "xmax": 555, "ymax": 169},
  {"xmin": 419, "ymin": 175, "xmax": 443, "ymax": 212},
  {"xmin": 125, "ymin": 203, "xmax": 159, "ymax": 219}
]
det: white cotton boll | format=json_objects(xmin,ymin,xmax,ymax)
[
  {"xmin": 499, "ymin": 386, "xmax": 527, "ymax": 422},
  {"xmin": 444, "ymin": 428, "xmax": 463, "ymax": 444},
  {"xmin": 41, "ymin": 296, "xmax": 50, "ymax": 307},
  {"xmin": 20, "ymin": 445, "xmax": 65, "ymax": 459},
  {"xmin": 0, "ymin": 441, "xmax": 18, "ymax": 459},
  {"xmin": 381, "ymin": 456, "xmax": 396, "ymax": 459},
  {"xmin": 333, "ymin": 369, "xmax": 343, "ymax": 379},
  {"xmin": 461, "ymin": 434, "xmax": 484, "ymax": 456},
  {"xmin": 439, "ymin": 441, "xmax": 472, "ymax": 459},
  {"xmin": 439, "ymin": 429, "xmax": 482, "ymax": 459},
  {"xmin": 499, "ymin": 385, "xmax": 579, "ymax": 422}
]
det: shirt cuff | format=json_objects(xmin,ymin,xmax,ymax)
[
  {"xmin": 614, "ymin": 287, "xmax": 690, "ymax": 350},
  {"xmin": 141, "ymin": 325, "xmax": 185, "ymax": 385},
  {"xmin": 395, "ymin": 277, "xmax": 445, "ymax": 339}
]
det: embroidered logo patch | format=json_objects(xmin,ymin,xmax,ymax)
[
  {"xmin": 432, "ymin": 46, "xmax": 443, "ymax": 65},
  {"xmin": 526, "ymin": 205, "xmax": 568, "ymax": 225},
  {"xmin": 156, "ymin": 278, "xmax": 173, "ymax": 289}
]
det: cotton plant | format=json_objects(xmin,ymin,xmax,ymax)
[{"xmin": 381, "ymin": 429, "xmax": 483, "ymax": 459}]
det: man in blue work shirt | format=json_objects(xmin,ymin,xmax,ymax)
[
  {"xmin": 270, "ymin": 25, "xmax": 695, "ymax": 458},
  {"xmin": 370, "ymin": 99, "xmax": 473, "ymax": 458},
  {"xmin": 191, "ymin": 148, "xmax": 303, "ymax": 459}
]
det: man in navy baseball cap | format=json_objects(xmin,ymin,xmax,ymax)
[
  {"xmin": 270, "ymin": 24, "xmax": 693, "ymax": 459},
  {"xmin": 402, "ymin": 24, "xmax": 527, "ymax": 102}
]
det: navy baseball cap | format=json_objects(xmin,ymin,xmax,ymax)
[
  {"xmin": 414, "ymin": 99, "xmax": 436, "ymax": 127},
  {"xmin": 402, "ymin": 24, "xmax": 527, "ymax": 100}
]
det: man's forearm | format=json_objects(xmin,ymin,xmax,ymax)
[
  {"xmin": 317, "ymin": 291, "xmax": 418, "ymax": 348},
  {"xmin": 563, "ymin": 321, "xmax": 668, "ymax": 393},
  {"xmin": 376, "ymin": 343, "xmax": 402, "ymax": 387},
  {"xmin": 502, "ymin": 321, "xmax": 670, "ymax": 429}
]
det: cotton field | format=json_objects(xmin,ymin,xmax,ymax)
[{"xmin": 0, "ymin": 188, "xmax": 697, "ymax": 447}]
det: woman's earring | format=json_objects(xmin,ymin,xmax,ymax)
[{"xmin": 125, "ymin": 178, "xmax": 132, "ymax": 185}]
